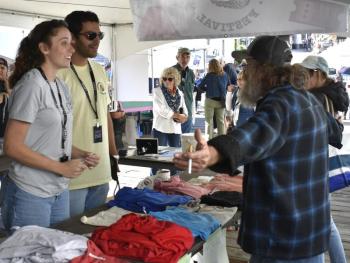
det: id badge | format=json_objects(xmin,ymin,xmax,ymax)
[{"xmin": 93, "ymin": 125, "xmax": 103, "ymax": 143}]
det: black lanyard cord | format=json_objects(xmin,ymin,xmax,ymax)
[
  {"xmin": 70, "ymin": 62, "xmax": 99, "ymax": 120},
  {"xmin": 38, "ymin": 68, "xmax": 68, "ymax": 152}
]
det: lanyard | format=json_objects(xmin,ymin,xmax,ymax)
[
  {"xmin": 38, "ymin": 68, "xmax": 68, "ymax": 154},
  {"xmin": 70, "ymin": 62, "xmax": 99, "ymax": 120}
]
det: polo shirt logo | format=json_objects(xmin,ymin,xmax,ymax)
[{"xmin": 97, "ymin": 82, "xmax": 106, "ymax": 94}]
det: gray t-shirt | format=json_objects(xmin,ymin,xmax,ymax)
[{"xmin": 8, "ymin": 69, "xmax": 73, "ymax": 197}]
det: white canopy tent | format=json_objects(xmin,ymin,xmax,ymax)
[
  {"xmin": 130, "ymin": 0, "xmax": 350, "ymax": 41},
  {"xmin": 0, "ymin": 0, "xmax": 349, "ymax": 100},
  {"xmin": 1, "ymin": 0, "xmax": 349, "ymax": 57}
]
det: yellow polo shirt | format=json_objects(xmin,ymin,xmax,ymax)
[{"xmin": 58, "ymin": 60, "xmax": 111, "ymax": 190}]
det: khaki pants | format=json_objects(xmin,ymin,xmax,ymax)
[{"xmin": 205, "ymin": 98, "xmax": 225, "ymax": 139}]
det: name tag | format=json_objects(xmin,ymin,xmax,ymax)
[{"xmin": 93, "ymin": 125, "xmax": 103, "ymax": 143}]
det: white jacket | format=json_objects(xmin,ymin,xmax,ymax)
[{"xmin": 152, "ymin": 87, "xmax": 188, "ymax": 134}]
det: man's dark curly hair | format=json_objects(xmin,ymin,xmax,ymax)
[{"xmin": 65, "ymin": 11, "xmax": 100, "ymax": 37}]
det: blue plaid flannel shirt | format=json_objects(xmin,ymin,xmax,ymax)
[{"xmin": 209, "ymin": 85, "xmax": 331, "ymax": 259}]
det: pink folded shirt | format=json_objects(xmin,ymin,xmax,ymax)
[
  {"xmin": 154, "ymin": 176, "xmax": 211, "ymax": 199},
  {"xmin": 202, "ymin": 174, "xmax": 243, "ymax": 193}
]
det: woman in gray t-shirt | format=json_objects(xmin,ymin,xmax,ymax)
[{"xmin": 1, "ymin": 19, "xmax": 99, "ymax": 232}]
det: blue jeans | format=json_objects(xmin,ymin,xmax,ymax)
[
  {"xmin": 250, "ymin": 254, "xmax": 324, "ymax": 263},
  {"xmin": 152, "ymin": 129, "xmax": 181, "ymax": 147},
  {"xmin": 329, "ymin": 216, "xmax": 347, "ymax": 263},
  {"xmin": 1, "ymin": 176, "xmax": 69, "ymax": 232},
  {"xmin": 69, "ymin": 183, "xmax": 109, "ymax": 217},
  {"xmin": 181, "ymin": 118, "xmax": 193, "ymax": 133}
]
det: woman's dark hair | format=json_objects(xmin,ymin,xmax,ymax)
[
  {"xmin": 9, "ymin": 19, "xmax": 68, "ymax": 88},
  {"xmin": 65, "ymin": 11, "xmax": 99, "ymax": 37}
]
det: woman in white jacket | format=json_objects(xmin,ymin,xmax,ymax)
[{"xmin": 152, "ymin": 67, "xmax": 188, "ymax": 147}]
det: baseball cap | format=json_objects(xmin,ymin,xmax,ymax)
[
  {"xmin": 300, "ymin": 55, "xmax": 329, "ymax": 75},
  {"xmin": 0, "ymin": 58, "xmax": 8, "ymax": 68},
  {"xmin": 177, "ymin": 47, "xmax": 191, "ymax": 55},
  {"xmin": 231, "ymin": 35, "xmax": 292, "ymax": 66}
]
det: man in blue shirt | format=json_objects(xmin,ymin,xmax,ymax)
[{"xmin": 174, "ymin": 36, "xmax": 341, "ymax": 262}]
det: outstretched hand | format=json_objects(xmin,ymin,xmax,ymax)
[{"xmin": 173, "ymin": 129, "xmax": 220, "ymax": 172}]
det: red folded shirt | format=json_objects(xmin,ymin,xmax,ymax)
[{"xmin": 91, "ymin": 213, "xmax": 194, "ymax": 263}]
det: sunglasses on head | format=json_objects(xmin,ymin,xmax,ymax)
[
  {"xmin": 162, "ymin": 77, "xmax": 174, "ymax": 82},
  {"xmin": 79, "ymin": 31, "xmax": 104, "ymax": 40}
]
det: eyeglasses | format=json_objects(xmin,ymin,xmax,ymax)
[
  {"xmin": 162, "ymin": 77, "xmax": 174, "ymax": 82},
  {"xmin": 79, "ymin": 31, "xmax": 104, "ymax": 41}
]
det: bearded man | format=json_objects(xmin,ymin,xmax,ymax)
[{"xmin": 174, "ymin": 35, "xmax": 340, "ymax": 263}]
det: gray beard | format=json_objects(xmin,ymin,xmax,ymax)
[{"xmin": 238, "ymin": 80, "xmax": 262, "ymax": 108}]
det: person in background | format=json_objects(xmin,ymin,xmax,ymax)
[
  {"xmin": 173, "ymin": 47, "xmax": 195, "ymax": 133},
  {"xmin": 220, "ymin": 58, "xmax": 237, "ymax": 131},
  {"xmin": 300, "ymin": 56, "xmax": 349, "ymax": 118},
  {"xmin": 111, "ymin": 101, "xmax": 126, "ymax": 150},
  {"xmin": 1, "ymin": 20, "xmax": 98, "ymax": 231},
  {"xmin": 174, "ymin": 35, "xmax": 341, "ymax": 263},
  {"xmin": 193, "ymin": 69, "xmax": 203, "ymax": 114},
  {"xmin": 152, "ymin": 67, "xmax": 187, "ymax": 147},
  {"xmin": 236, "ymin": 59, "xmax": 247, "ymax": 73},
  {"xmin": 0, "ymin": 58, "xmax": 10, "ymax": 100},
  {"xmin": 58, "ymin": 11, "xmax": 118, "ymax": 217},
  {"xmin": 223, "ymin": 59, "xmax": 237, "ymax": 86},
  {"xmin": 226, "ymin": 71, "xmax": 255, "ymax": 128},
  {"xmin": 198, "ymin": 58, "xmax": 229, "ymax": 139},
  {"xmin": 346, "ymin": 82, "xmax": 350, "ymax": 119},
  {"xmin": 300, "ymin": 55, "xmax": 348, "ymax": 263},
  {"xmin": 0, "ymin": 58, "xmax": 10, "ymax": 138}
]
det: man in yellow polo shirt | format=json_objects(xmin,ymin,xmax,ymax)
[{"xmin": 58, "ymin": 11, "xmax": 118, "ymax": 217}]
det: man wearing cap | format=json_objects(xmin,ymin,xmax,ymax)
[
  {"xmin": 175, "ymin": 35, "xmax": 340, "ymax": 262},
  {"xmin": 173, "ymin": 48, "xmax": 195, "ymax": 133}
]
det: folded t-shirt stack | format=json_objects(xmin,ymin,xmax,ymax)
[
  {"xmin": 150, "ymin": 207, "xmax": 220, "ymax": 240},
  {"xmin": 154, "ymin": 175, "xmax": 211, "ymax": 199},
  {"xmin": 200, "ymin": 191, "xmax": 243, "ymax": 208},
  {"xmin": 183, "ymin": 203, "xmax": 237, "ymax": 226},
  {"xmin": 201, "ymin": 174, "xmax": 243, "ymax": 193},
  {"xmin": 91, "ymin": 213, "xmax": 194, "ymax": 263},
  {"xmin": 0, "ymin": 225, "xmax": 88, "ymax": 262},
  {"xmin": 107, "ymin": 187, "xmax": 192, "ymax": 213},
  {"xmin": 80, "ymin": 206, "xmax": 135, "ymax": 227}
]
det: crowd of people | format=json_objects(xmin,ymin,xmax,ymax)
[{"xmin": 0, "ymin": 10, "xmax": 349, "ymax": 263}]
